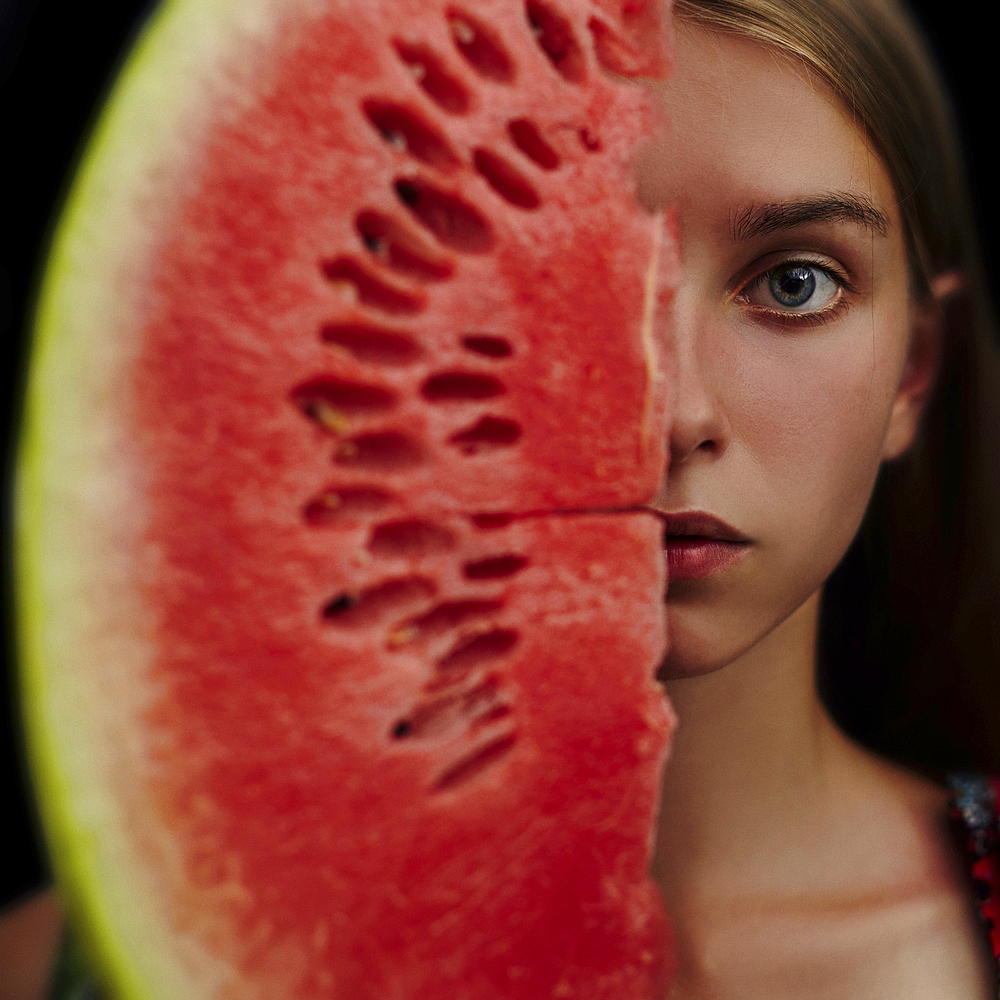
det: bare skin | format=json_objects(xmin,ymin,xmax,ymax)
[
  {"xmin": 642, "ymin": 26, "xmax": 996, "ymax": 999},
  {"xmin": 655, "ymin": 596, "xmax": 993, "ymax": 999}
]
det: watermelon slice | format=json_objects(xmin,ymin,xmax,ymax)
[{"xmin": 17, "ymin": 0, "xmax": 679, "ymax": 997}]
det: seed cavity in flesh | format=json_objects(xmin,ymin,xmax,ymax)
[
  {"xmin": 525, "ymin": 0, "xmax": 586, "ymax": 82},
  {"xmin": 390, "ymin": 676, "xmax": 510, "ymax": 742},
  {"xmin": 404, "ymin": 681, "xmax": 507, "ymax": 735},
  {"xmin": 447, "ymin": 8, "xmax": 515, "ymax": 82},
  {"xmin": 363, "ymin": 101, "xmax": 461, "ymax": 172},
  {"xmin": 368, "ymin": 519, "xmax": 456, "ymax": 558},
  {"xmin": 462, "ymin": 554, "xmax": 528, "ymax": 579},
  {"xmin": 470, "ymin": 513, "xmax": 515, "ymax": 530},
  {"xmin": 447, "ymin": 415, "xmax": 522, "ymax": 453},
  {"xmin": 436, "ymin": 628, "xmax": 520, "ymax": 673},
  {"xmin": 321, "ymin": 323, "xmax": 423, "ymax": 365},
  {"xmin": 473, "ymin": 148, "xmax": 541, "ymax": 209},
  {"xmin": 302, "ymin": 485, "xmax": 394, "ymax": 526},
  {"xmin": 462, "ymin": 334, "xmax": 512, "ymax": 358},
  {"xmin": 432, "ymin": 734, "xmax": 518, "ymax": 791},
  {"xmin": 322, "ymin": 576, "xmax": 436, "ymax": 625},
  {"xmin": 355, "ymin": 211, "xmax": 453, "ymax": 282},
  {"xmin": 421, "ymin": 371, "xmax": 506, "ymax": 402},
  {"xmin": 391, "ymin": 692, "xmax": 467, "ymax": 739},
  {"xmin": 587, "ymin": 14, "xmax": 660, "ymax": 77},
  {"xmin": 292, "ymin": 378, "xmax": 397, "ymax": 433},
  {"xmin": 463, "ymin": 677, "xmax": 512, "ymax": 728},
  {"xmin": 334, "ymin": 431, "xmax": 423, "ymax": 470},
  {"xmin": 393, "ymin": 39, "xmax": 471, "ymax": 113},
  {"xmin": 389, "ymin": 599, "xmax": 505, "ymax": 646},
  {"xmin": 394, "ymin": 179, "xmax": 495, "ymax": 254},
  {"xmin": 507, "ymin": 118, "xmax": 560, "ymax": 170},
  {"xmin": 321, "ymin": 257, "xmax": 425, "ymax": 314}
]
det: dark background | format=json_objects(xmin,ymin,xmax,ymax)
[{"xmin": 2, "ymin": 0, "xmax": 997, "ymax": 909}]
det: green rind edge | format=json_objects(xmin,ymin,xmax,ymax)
[{"xmin": 16, "ymin": 1, "xmax": 179, "ymax": 997}]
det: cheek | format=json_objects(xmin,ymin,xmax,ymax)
[{"xmin": 734, "ymin": 313, "xmax": 909, "ymax": 512}]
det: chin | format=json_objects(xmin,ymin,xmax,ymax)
[
  {"xmin": 656, "ymin": 635, "xmax": 738, "ymax": 681},
  {"xmin": 658, "ymin": 582, "xmax": 828, "ymax": 684},
  {"xmin": 656, "ymin": 596, "xmax": 756, "ymax": 680}
]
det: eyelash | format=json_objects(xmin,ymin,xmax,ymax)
[{"xmin": 736, "ymin": 259, "xmax": 856, "ymax": 328}]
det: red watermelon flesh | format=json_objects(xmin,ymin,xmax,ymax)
[
  {"xmin": 20, "ymin": 0, "xmax": 678, "ymax": 997},
  {"xmin": 145, "ymin": 513, "xmax": 671, "ymax": 998},
  {"xmin": 139, "ymin": 0, "xmax": 674, "ymax": 515}
]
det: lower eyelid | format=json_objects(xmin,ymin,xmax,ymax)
[{"xmin": 743, "ymin": 296, "xmax": 850, "ymax": 329}]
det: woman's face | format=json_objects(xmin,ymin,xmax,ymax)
[{"xmin": 643, "ymin": 27, "xmax": 937, "ymax": 679}]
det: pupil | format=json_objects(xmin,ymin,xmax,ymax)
[{"xmin": 770, "ymin": 267, "xmax": 816, "ymax": 307}]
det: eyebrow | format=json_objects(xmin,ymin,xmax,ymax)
[{"xmin": 731, "ymin": 193, "xmax": 890, "ymax": 241}]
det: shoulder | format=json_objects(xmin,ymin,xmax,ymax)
[
  {"xmin": 737, "ymin": 748, "xmax": 998, "ymax": 999},
  {"xmin": 837, "ymin": 759, "xmax": 997, "ymax": 1000}
]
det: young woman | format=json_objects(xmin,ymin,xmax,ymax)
[
  {"xmin": 641, "ymin": 0, "xmax": 1000, "ymax": 995},
  {"xmin": 4, "ymin": 0, "xmax": 997, "ymax": 998}
]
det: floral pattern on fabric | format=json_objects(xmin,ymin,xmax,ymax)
[{"xmin": 948, "ymin": 772, "xmax": 1000, "ymax": 997}]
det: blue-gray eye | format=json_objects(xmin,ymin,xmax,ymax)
[
  {"xmin": 770, "ymin": 266, "xmax": 815, "ymax": 307},
  {"xmin": 744, "ymin": 262, "xmax": 840, "ymax": 313}
]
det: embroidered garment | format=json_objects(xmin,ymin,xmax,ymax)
[{"xmin": 948, "ymin": 772, "xmax": 1000, "ymax": 996}]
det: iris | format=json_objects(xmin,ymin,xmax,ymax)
[{"xmin": 770, "ymin": 266, "xmax": 817, "ymax": 307}]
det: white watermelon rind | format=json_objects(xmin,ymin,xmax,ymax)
[{"xmin": 16, "ymin": 1, "xmax": 299, "ymax": 996}]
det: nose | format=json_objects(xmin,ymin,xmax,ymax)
[{"xmin": 665, "ymin": 302, "xmax": 732, "ymax": 467}]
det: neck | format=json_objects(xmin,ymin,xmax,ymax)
[
  {"xmin": 652, "ymin": 590, "xmax": 852, "ymax": 905},
  {"xmin": 648, "ymin": 591, "xmax": 973, "ymax": 997}
]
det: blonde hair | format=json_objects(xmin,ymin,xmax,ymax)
[{"xmin": 674, "ymin": 0, "xmax": 1000, "ymax": 773}]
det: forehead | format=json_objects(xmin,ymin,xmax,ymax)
[{"xmin": 640, "ymin": 26, "xmax": 900, "ymax": 234}]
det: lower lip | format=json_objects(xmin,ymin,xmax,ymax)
[{"xmin": 665, "ymin": 538, "xmax": 749, "ymax": 580}]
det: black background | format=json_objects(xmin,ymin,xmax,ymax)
[{"xmin": 2, "ymin": 0, "xmax": 997, "ymax": 908}]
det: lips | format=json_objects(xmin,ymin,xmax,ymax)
[{"xmin": 658, "ymin": 511, "xmax": 750, "ymax": 580}]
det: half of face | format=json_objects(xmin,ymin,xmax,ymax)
[{"xmin": 639, "ymin": 25, "xmax": 942, "ymax": 678}]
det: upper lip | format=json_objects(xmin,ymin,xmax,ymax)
[{"xmin": 657, "ymin": 511, "xmax": 750, "ymax": 543}]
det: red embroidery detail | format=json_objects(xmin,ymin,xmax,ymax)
[{"xmin": 949, "ymin": 773, "xmax": 1000, "ymax": 994}]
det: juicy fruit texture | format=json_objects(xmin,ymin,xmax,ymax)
[{"xmin": 18, "ymin": 0, "xmax": 678, "ymax": 998}]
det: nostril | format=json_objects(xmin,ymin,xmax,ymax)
[
  {"xmin": 669, "ymin": 434, "xmax": 725, "ymax": 465},
  {"xmin": 667, "ymin": 400, "xmax": 729, "ymax": 465}
]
